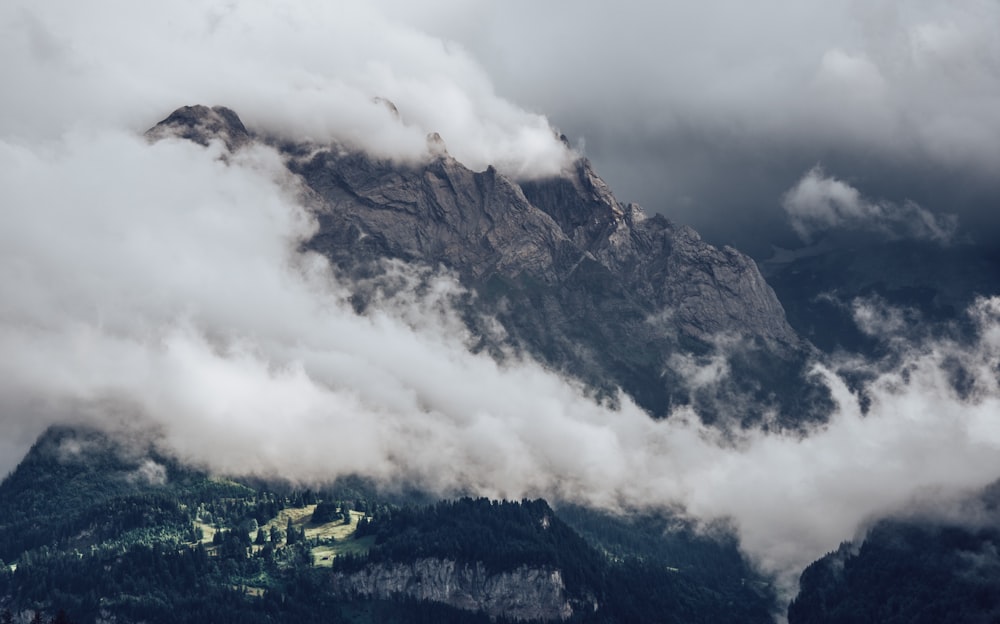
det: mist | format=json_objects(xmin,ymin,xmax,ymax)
[
  {"xmin": 4, "ymin": 0, "xmax": 1000, "ymax": 608},
  {"xmin": 3, "ymin": 120, "xmax": 1000, "ymax": 601},
  {"xmin": 782, "ymin": 165, "xmax": 958, "ymax": 243},
  {"xmin": 0, "ymin": 0, "xmax": 573, "ymax": 177},
  {"xmin": 405, "ymin": 0, "xmax": 1000, "ymax": 253}
]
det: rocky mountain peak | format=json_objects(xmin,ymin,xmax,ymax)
[
  {"xmin": 145, "ymin": 104, "xmax": 251, "ymax": 151},
  {"xmin": 521, "ymin": 160, "xmax": 800, "ymax": 347},
  {"xmin": 146, "ymin": 105, "xmax": 823, "ymax": 424},
  {"xmin": 519, "ymin": 159, "xmax": 628, "ymax": 255}
]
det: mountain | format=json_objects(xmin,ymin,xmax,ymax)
[
  {"xmin": 149, "ymin": 105, "xmax": 826, "ymax": 426},
  {"xmin": 0, "ymin": 425, "xmax": 775, "ymax": 623},
  {"xmin": 788, "ymin": 481, "xmax": 1000, "ymax": 624},
  {"xmin": 8, "ymin": 104, "xmax": 998, "ymax": 622},
  {"xmin": 762, "ymin": 236, "xmax": 1000, "ymax": 356}
]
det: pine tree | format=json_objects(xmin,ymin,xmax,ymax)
[{"xmin": 52, "ymin": 609, "xmax": 73, "ymax": 624}]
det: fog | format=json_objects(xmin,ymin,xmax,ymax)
[
  {"xmin": 3, "ymin": 0, "xmax": 1000, "ymax": 607},
  {"xmin": 4, "ymin": 125, "xmax": 1000, "ymax": 600},
  {"xmin": 782, "ymin": 165, "xmax": 958, "ymax": 243},
  {"xmin": 1, "ymin": 0, "xmax": 573, "ymax": 177},
  {"xmin": 401, "ymin": 0, "xmax": 1000, "ymax": 253}
]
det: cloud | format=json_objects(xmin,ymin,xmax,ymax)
[
  {"xmin": 0, "ymin": 0, "xmax": 573, "ymax": 178},
  {"xmin": 4, "ymin": 124, "xmax": 1000, "ymax": 606},
  {"xmin": 403, "ymin": 1, "xmax": 1000, "ymax": 252},
  {"xmin": 845, "ymin": 295, "xmax": 931, "ymax": 345},
  {"xmin": 782, "ymin": 165, "xmax": 958, "ymax": 243},
  {"xmin": 4, "ymin": 0, "xmax": 1000, "ymax": 612},
  {"xmin": 5, "ymin": 0, "xmax": 996, "ymax": 256}
]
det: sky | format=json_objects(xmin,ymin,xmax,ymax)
[
  {"xmin": 394, "ymin": 0, "xmax": 1000, "ymax": 255},
  {"xmin": 3, "ymin": 0, "xmax": 1000, "ymax": 607},
  {"xmin": 4, "ymin": 1, "xmax": 998, "ymax": 253}
]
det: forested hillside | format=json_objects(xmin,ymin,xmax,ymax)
[
  {"xmin": 0, "ymin": 427, "xmax": 775, "ymax": 623},
  {"xmin": 789, "ymin": 483, "xmax": 1000, "ymax": 624}
]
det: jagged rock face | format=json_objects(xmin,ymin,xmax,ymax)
[
  {"xmin": 292, "ymin": 150, "xmax": 581, "ymax": 285},
  {"xmin": 520, "ymin": 159, "xmax": 799, "ymax": 345},
  {"xmin": 290, "ymin": 143, "xmax": 816, "ymax": 422},
  {"xmin": 296, "ymin": 147, "xmax": 796, "ymax": 346},
  {"xmin": 148, "ymin": 106, "xmax": 826, "ymax": 424},
  {"xmin": 331, "ymin": 558, "xmax": 574, "ymax": 621},
  {"xmin": 145, "ymin": 105, "xmax": 251, "ymax": 151}
]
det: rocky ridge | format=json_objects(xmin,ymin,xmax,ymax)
[{"xmin": 148, "ymin": 105, "xmax": 825, "ymax": 424}]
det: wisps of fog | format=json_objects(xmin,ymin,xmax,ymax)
[
  {"xmin": 4, "ymin": 0, "xmax": 1000, "ymax": 610},
  {"xmin": 0, "ymin": 0, "xmax": 573, "ymax": 178},
  {"xmin": 3, "ymin": 126, "xmax": 1000, "ymax": 603},
  {"xmin": 406, "ymin": 1, "xmax": 1000, "ymax": 252},
  {"xmin": 782, "ymin": 165, "xmax": 958, "ymax": 243}
]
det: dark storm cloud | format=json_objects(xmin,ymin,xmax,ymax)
[{"xmin": 397, "ymin": 0, "xmax": 1000, "ymax": 254}]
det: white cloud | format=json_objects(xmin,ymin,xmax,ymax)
[
  {"xmin": 395, "ymin": 1, "xmax": 1000, "ymax": 250},
  {"xmin": 3, "ymin": 126, "xmax": 1000, "ymax": 605},
  {"xmin": 4, "ymin": 0, "xmax": 1000, "ymax": 611},
  {"xmin": 782, "ymin": 165, "xmax": 958, "ymax": 242},
  {"xmin": 0, "ymin": 0, "xmax": 573, "ymax": 178},
  {"xmin": 848, "ymin": 295, "xmax": 919, "ymax": 339},
  {"xmin": 411, "ymin": 1, "xmax": 1000, "ymax": 170}
]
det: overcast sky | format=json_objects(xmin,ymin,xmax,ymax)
[
  {"xmin": 3, "ymin": 0, "xmax": 1000, "ymax": 604},
  {"xmin": 5, "ymin": 1, "xmax": 998, "ymax": 256},
  {"xmin": 384, "ymin": 0, "xmax": 1000, "ymax": 255}
]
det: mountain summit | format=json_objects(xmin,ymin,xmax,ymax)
[{"xmin": 148, "ymin": 105, "xmax": 821, "ymax": 424}]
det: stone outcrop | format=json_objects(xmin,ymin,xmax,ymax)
[
  {"xmin": 519, "ymin": 158, "xmax": 798, "ymax": 344},
  {"xmin": 148, "ymin": 106, "xmax": 827, "ymax": 425},
  {"xmin": 145, "ymin": 105, "xmax": 251, "ymax": 151},
  {"xmin": 331, "ymin": 558, "xmax": 574, "ymax": 621}
]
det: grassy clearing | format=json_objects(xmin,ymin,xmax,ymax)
[
  {"xmin": 312, "ymin": 535, "xmax": 376, "ymax": 568},
  {"xmin": 232, "ymin": 584, "xmax": 266, "ymax": 597},
  {"xmin": 191, "ymin": 504, "xmax": 374, "ymax": 563},
  {"xmin": 306, "ymin": 509, "xmax": 367, "ymax": 541},
  {"xmin": 258, "ymin": 505, "xmax": 364, "ymax": 540},
  {"xmin": 255, "ymin": 505, "xmax": 374, "ymax": 565},
  {"xmin": 195, "ymin": 521, "xmax": 218, "ymax": 545}
]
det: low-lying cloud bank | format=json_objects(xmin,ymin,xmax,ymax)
[
  {"xmin": 3, "ymin": 127, "xmax": 1000, "ymax": 601},
  {"xmin": 4, "ymin": 0, "xmax": 1000, "ymax": 607}
]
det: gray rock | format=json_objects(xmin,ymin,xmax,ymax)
[
  {"xmin": 145, "ymin": 105, "xmax": 251, "ymax": 152},
  {"xmin": 520, "ymin": 158, "xmax": 799, "ymax": 345},
  {"xmin": 147, "ymin": 106, "xmax": 829, "ymax": 425},
  {"xmin": 331, "ymin": 557, "xmax": 574, "ymax": 621}
]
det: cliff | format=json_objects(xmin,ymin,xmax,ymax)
[
  {"xmin": 147, "ymin": 105, "xmax": 826, "ymax": 425},
  {"xmin": 331, "ymin": 558, "xmax": 575, "ymax": 621}
]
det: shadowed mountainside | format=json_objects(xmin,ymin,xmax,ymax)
[
  {"xmin": 0, "ymin": 425, "xmax": 776, "ymax": 623},
  {"xmin": 148, "ymin": 105, "xmax": 828, "ymax": 426},
  {"xmin": 788, "ymin": 481, "xmax": 1000, "ymax": 624}
]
